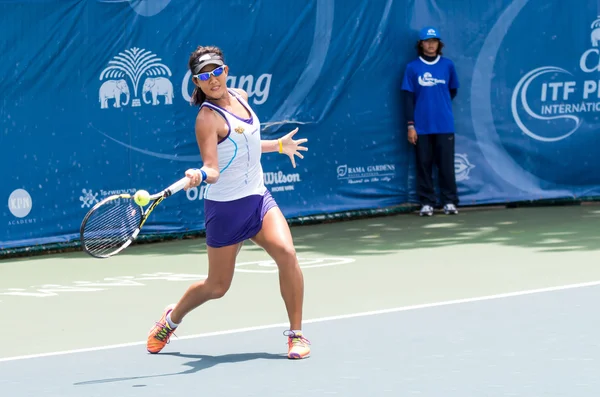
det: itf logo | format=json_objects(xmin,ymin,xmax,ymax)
[
  {"xmin": 511, "ymin": 17, "xmax": 600, "ymax": 142},
  {"xmin": 99, "ymin": 47, "xmax": 174, "ymax": 109}
]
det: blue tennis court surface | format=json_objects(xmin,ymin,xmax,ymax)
[{"xmin": 2, "ymin": 282, "xmax": 599, "ymax": 396}]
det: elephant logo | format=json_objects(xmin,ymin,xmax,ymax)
[
  {"xmin": 98, "ymin": 47, "xmax": 173, "ymax": 109},
  {"xmin": 99, "ymin": 79, "xmax": 130, "ymax": 109},
  {"xmin": 591, "ymin": 17, "xmax": 600, "ymax": 47},
  {"xmin": 142, "ymin": 77, "xmax": 174, "ymax": 106}
]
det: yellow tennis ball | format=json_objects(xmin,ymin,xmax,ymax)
[{"xmin": 134, "ymin": 190, "xmax": 150, "ymax": 206}]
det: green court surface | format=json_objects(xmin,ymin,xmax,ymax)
[{"xmin": 1, "ymin": 203, "xmax": 600, "ymax": 361}]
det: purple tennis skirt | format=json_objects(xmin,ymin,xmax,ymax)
[{"xmin": 204, "ymin": 190, "xmax": 278, "ymax": 248}]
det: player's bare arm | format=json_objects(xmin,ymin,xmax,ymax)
[
  {"xmin": 186, "ymin": 107, "xmax": 221, "ymax": 188},
  {"xmin": 231, "ymin": 87, "xmax": 309, "ymax": 163}
]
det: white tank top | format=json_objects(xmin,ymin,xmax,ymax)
[{"xmin": 200, "ymin": 89, "xmax": 267, "ymax": 202}]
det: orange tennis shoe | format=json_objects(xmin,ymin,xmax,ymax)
[
  {"xmin": 285, "ymin": 330, "xmax": 311, "ymax": 359},
  {"xmin": 147, "ymin": 304, "xmax": 177, "ymax": 354}
]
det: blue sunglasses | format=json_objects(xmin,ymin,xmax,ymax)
[{"xmin": 193, "ymin": 65, "xmax": 225, "ymax": 81}]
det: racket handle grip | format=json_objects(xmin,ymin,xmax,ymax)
[{"xmin": 164, "ymin": 176, "xmax": 190, "ymax": 197}]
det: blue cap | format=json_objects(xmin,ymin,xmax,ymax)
[{"xmin": 419, "ymin": 26, "xmax": 441, "ymax": 40}]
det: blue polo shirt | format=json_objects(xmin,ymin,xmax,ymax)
[{"xmin": 401, "ymin": 56, "xmax": 459, "ymax": 134}]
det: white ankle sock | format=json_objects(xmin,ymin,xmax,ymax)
[{"xmin": 166, "ymin": 312, "xmax": 179, "ymax": 329}]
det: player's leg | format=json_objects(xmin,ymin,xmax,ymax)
[
  {"xmin": 250, "ymin": 201, "xmax": 310, "ymax": 359},
  {"xmin": 415, "ymin": 133, "xmax": 436, "ymax": 215},
  {"xmin": 170, "ymin": 243, "xmax": 241, "ymax": 321},
  {"xmin": 251, "ymin": 206, "xmax": 303, "ymax": 331},
  {"xmin": 434, "ymin": 132, "xmax": 459, "ymax": 214},
  {"xmin": 146, "ymin": 242, "xmax": 241, "ymax": 354}
]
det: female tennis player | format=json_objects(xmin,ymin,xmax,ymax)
[{"xmin": 146, "ymin": 45, "xmax": 311, "ymax": 359}]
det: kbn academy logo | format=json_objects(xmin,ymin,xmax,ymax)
[{"xmin": 511, "ymin": 16, "xmax": 600, "ymax": 142}]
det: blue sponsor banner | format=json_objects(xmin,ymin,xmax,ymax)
[{"xmin": 2, "ymin": 0, "xmax": 600, "ymax": 249}]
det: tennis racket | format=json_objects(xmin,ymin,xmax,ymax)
[{"xmin": 80, "ymin": 176, "xmax": 190, "ymax": 259}]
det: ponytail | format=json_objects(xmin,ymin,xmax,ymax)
[{"xmin": 191, "ymin": 85, "xmax": 205, "ymax": 106}]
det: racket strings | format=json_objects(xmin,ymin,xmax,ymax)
[{"xmin": 82, "ymin": 199, "xmax": 142, "ymax": 257}]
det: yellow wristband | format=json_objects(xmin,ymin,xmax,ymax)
[{"xmin": 278, "ymin": 139, "xmax": 283, "ymax": 153}]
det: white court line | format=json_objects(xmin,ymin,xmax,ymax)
[{"xmin": 1, "ymin": 279, "xmax": 599, "ymax": 363}]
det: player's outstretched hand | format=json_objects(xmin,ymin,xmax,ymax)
[{"xmin": 280, "ymin": 127, "xmax": 308, "ymax": 168}]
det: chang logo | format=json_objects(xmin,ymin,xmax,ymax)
[
  {"xmin": 418, "ymin": 72, "xmax": 446, "ymax": 87},
  {"xmin": 99, "ymin": 47, "xmax": 174, "ymax": 109},
  {"xmin": 511, "ymin": 17, "xmax": 600, "ymax": 142},
  {"xmin": 181, "ymin": 71, "xmax": 272, "ymax": 106},
  {"xmin": 590, "ymin": 17, "xmax": 600, "ymax": 47},
  {"xmin": 580, "ymin": 17, "xmax": 600, "ymax": 71}
]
